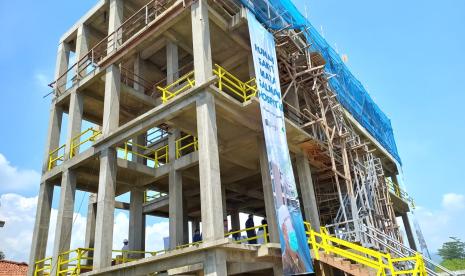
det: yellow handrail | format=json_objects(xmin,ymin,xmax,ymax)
[
  {"xmin": 112, "ymin": 249, "xmax": 159, "ymax": 264},
  {"xmin": 304, "ymin": 222, "xmax": 427, "ymax": 275},
  {"xmin": 70, "ymin": 128, "xmax": 102, "ymax": 158},
  {"xmin": 225, "ymin": 224, "xmax": 269, "ymax": 244},
  {"xmin": 386, "ymin": 178, "xmax": 415, "ymax": 208},
  {"xmin": 48, "ymin": 144, "xmax": 66, "ymax": 171},
  {"xmin": 213, "ymin": 64, "xmax": 257, "ymax": 102},
  {"xmin": 34, "ymin": 256, "xmax": 52, "ymax": 276},
  {"xmin": 157, "ymin": 71, "xmax": 195, "ymax": 103},
  {"xmin": 175, "ymin": 134, "xmax": 198, "ymax": 159},
  {"xmin": 154, "ymin": 145, "xmax": 168, "ymax": 167},
  {"xmin": 57, "ymin": 248, "xmax": 93, "ymax": 276}
]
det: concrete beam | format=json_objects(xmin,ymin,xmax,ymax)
[
  {"xmin": 42, "ymin": 103, "xmax": 63, "ymax": 173},
  {"xmin": 65, "ymin": 91, "xmax": 84, "ymax": 158}
]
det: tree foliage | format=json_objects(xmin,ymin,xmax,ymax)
[
  {"xmin": 438, "ymin": 237, "xmax": 465, "ymax": 260},
  {"xmin": 440, "ymin": 259, "xmax": 465, "ymax": 271},
  {"xmin": 0, "ymin": 251, "xmax": 5, "ymax": 260}
]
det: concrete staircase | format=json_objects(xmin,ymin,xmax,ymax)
[{"xmin": 316, "ymin": 251, "xmax": 377, "ymax": 276}]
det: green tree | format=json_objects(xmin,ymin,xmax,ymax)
[
  {"xmin": 0, "ymin": 251, "xmax": 5, "ymax": 260},
  {"xmin": 438, "ymin": 237, "xmax": 465, "ymax": 260},
  {"xmin": 440, "ymin": 259, "xmax": 465, "ymax": 271}
]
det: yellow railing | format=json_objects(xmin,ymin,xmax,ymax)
[
  {"xmin": 175, "ymin": 134, "xmax": 198, "ymax": 159},
  {"xmin": 56, "ymin": 248, "xmax": 93, "ymax": 276},
  {"xmin": 213, "ymin": 64, "xmax": 257, "ymax": 102},
  {"xmin": 111, "ymin": 249, "xmax": 160, "ymax": 264},
  {"xmin": 34, "ymin": 256, "xmax": 52, "ymax": 276},
  {"xmin": 119, "ymin": 141, "xmax": 168, "ymax": 168},
  {"xmin": 226, "ymin": 224, "xmax": 269, "ymax": 244},
  {"xmin": 304, "ymin": 222, "xmax": 427, "ymax": 275},
  {"xmin": 144, "ymin": 190, "xmax": 167, "ymax": 203},
  {"xmin": 154, "ymin": 145, "xmax": 168, "ymax": 167},
  {"xmin": 386, "ymin": 178, "xmax": 415, "ymax": 208},
  {"xmin": 70, "ymin": 128, "xmax": 102, "ymax": 158},
  {"xmin": 158, "ymin": 71, "xmax": 195, "ymax": 103},
  {"xmin": 157, "ymin": 65, "xmax": 258, "ymax": 104},
  {"xmin": 48, "ymin": 144, "xmax": 66, "ymax": 171}
]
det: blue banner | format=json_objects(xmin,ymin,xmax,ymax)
[{"xmin": 247, "ymin": 10, "xmax": 314, "ymax": 275}]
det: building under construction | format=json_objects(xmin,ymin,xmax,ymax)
[{"xmin": 28, "ymin": 0, "xmax": 452, "ymax": 275}]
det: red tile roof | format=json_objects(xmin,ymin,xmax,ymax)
[{"xmin": 0, "ymin": 260, "xmax": 28, "ymax": 276}]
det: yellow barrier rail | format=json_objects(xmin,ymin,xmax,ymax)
[
  {"xmin": 112, "ymin": 249, "xmax": 159, "ymax": 264},
  {"xmin": 175, "ymin": 134, "xmax": 198, "ymax": 159},
  {"xmin": 158, "ymin": 71, "xmax": 195, "ymax": 103},
  {"xmin": 70, "ymin": 128, "xmax": 102, "ymax": 158},
  {"xmin": 226, "ymin": 224, "xmax": 269, "ymax": 244},
  {"xmin": 144, "ymin": 190, "xmax": 167, "ymax": 203},
  {"xmin": 304, "ymin": 222, "xmax": 427, "ymax": 276},
  {"xmin": 213, "ymin": 64, "xmax": 257, "ymax": 102},
  {"xmin": 157, "ymin": 65, "xmax": 257, "ymax": 104},
  {"xmin": 57, "ymin": 248, "xmax": 93, "ymax": 276},
  {"xmin": 154, "ymin": 145, "xmax": 168, "ymax": 167},
  {"xmin": 386, "ymin": 178, "xmax": 415, "ymax": 208},
  {"xmin": 34, "ymin": 256, "xmax": 52, "ymax": 276},
  {"xmin": 48, "ymin": 144, "xmax": 66, "ymax": 171},
  {"xmin": 119, "ymin": 141, "xmax": 168, "ymax": 168}
]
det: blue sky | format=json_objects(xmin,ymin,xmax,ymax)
[{"xmin": 0, "ymin": 0, "xmax": 464, "ymax": 261}]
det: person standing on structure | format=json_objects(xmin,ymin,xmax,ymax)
[{"xmin": 245, "ymin": 214, "xmax": 257, "ymax": 244}]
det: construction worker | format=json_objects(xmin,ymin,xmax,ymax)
[
  {"xmin": 245, "ymin": 214, "xmax": 257, "ymax": 244},
  {"xmin": 193, "ymin": 229, "xmax": 202, "ymax": 242},
  {"xmin": 121, "ymin": 239, "xmax": 129, "ymax": 262}
]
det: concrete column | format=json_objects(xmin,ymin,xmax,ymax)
[
  {"xmin": 51, "ymin": 170, "xmax": 77, "ymax": 275},
  {"xmin": 65, "ymin": 91, "xmax": 83, "ymax": 158},
  {"xmin": 75, "ymin": 24, "xmax": 89, "ymax": 79},
  {"xmin": 129, "ymin": 188, "xmax": 145, "ymax": 253},
  {"xmin": 248, "ymin": 55, "xmax": 255, "ymax": 79},
  {"xmin": 273, "ymin": 263, "xmax": 283, "ymax": 276},
  {"xmin": 169, "ymin": 169, "xmax": 184, "ymax": 248},
  {"xmin": 108, "ymin": 0, "xmax": 123, "ymax": 33},
  {"xmin": 42, "ymin": 103, "xmax": 63, "ymax": 172},
  {"xmin": 27, "ymin": 182, "xmax": 54, "ymax": 276},
  {"xmin": 204, "ymin": 249, "xmax": 227, "ymax": 276},
  {"xmin": 191, "ymin": 0, "xmax": 212, "ymax": 84},
  {"xmin": 54, "ymin": 42, "xmax": 70, "ymax": 92},
  {"xmin": 133, "ymin": 53, "xmax": 145, "ymax": 93},
  {"xmin": 296, "ymin": 152, "xmax": 321, "ymax": 231},
  {"xmin": 166, "ymin": 41, "xmax": 179, "ymax": 84},
  {"xmin": 102, "ymin": 64, "xmax": 120, "ymax": 135},
  {"xmin": 84, "ymin": 194, "xmax": 97, "ymax": 249},
  {"xmin": 84, "ymin": 194, "xmax": 96, "ymax": 266},
  {"xmin": 132, "ymin": 134, "xmax": 146, "ymax": 164},
  {"xmin": 258, "ymin": 137, "xmax": 279, "ymax": 243},
  {"xmin": 221, "ymin": 186, "xmax": 227, "ymax": 220},
  {"xmin": 196, "ymin": 92, "xmax": 224, "ymax": 241},
  {"xmin": 401, "ymin": 212, "xmax": 417, "ymax": 251},
  {"xmin": 93, "ymin": 148, "xmax": 117, "ymax": 269},
  {"xmin": 168, "ymin": 129, "xmax": 184, "ymax": 248},
  {"xmin": 230, "ymin": 210, "xmax": 240, "ymax": 232}
]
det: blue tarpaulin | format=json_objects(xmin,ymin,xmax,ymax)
[{"xmin": 240, "ymin": 0, "xmax": 401, "ymax": 164}]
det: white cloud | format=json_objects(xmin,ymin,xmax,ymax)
[
  {"xmin": 0, "ymin": 153, "xmax": 40, "ymax": 194},
  {"xmin": 414, "ymin": 193, "xmax": 465, "ymax": 253},
  {"xmin": 0, "ymin": 192, "xmax": 172, "ymax": 263},
  {"xmin": 442, "ymin": 193, "xmax": 465, "ymax": 210}
]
